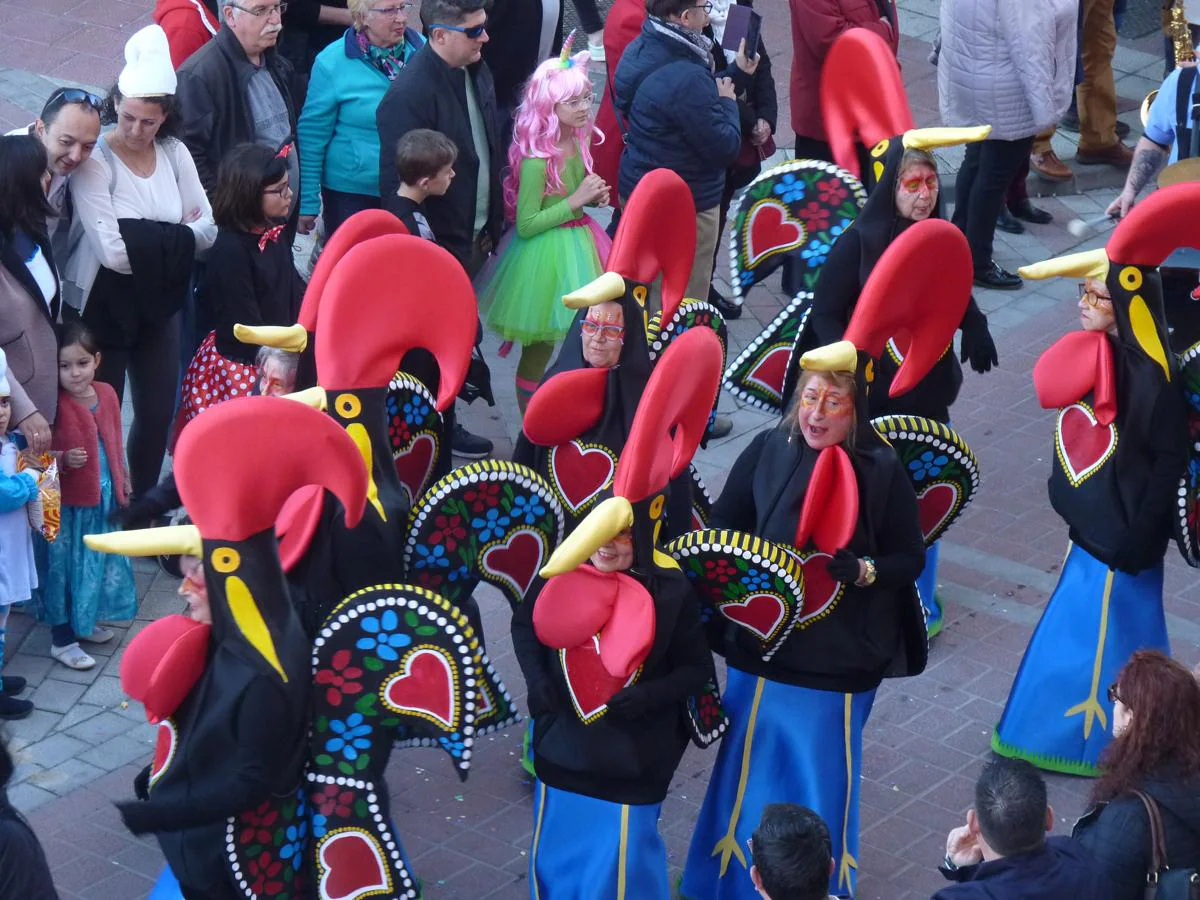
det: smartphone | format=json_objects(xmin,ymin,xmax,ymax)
[{"xmin": 721, "ymin": 5, "xmax": 762, "ymax": 59}]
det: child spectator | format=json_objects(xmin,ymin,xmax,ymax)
[
  {"xmin": 174, "ymin": 143, "xmax": 304, "ymax": 439},
  {"xmin": 749, "ymin": 804, "xmax": 837, "ymax": 900},
  {"xmin": 478, "ymin": 38, "xmax": 612, "ymax": 413},
  {"xmin": 392, "ymin": 128, "xmax": 458, "ymax": 241},
  {"xmin": 0, "ymin": 351, "xmax": 38, "ymax": 718},
  {"xmin": 42, "ymin": 322, "xmax": 136, "ymax": 672}
]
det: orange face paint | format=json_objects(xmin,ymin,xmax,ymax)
[{"xmin": 799, "ymin": 385, "xmax": 853, "ymax": 419}]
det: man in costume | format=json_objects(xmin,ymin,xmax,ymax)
[{"xmin": 992, "ymin": 184, "xmax": 1195, "ymax": 776}]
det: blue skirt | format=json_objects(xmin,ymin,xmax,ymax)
[
  {"xmin": 993, "ymin": 542, "xmax": 1169, "ymax": 776},
  {"xmin": 681, "ymin": 667, "xmax": 875, "ymax": 900},
  {"xmin": 917, "ymin": 542, "xmax": 942, "ymax": 637},
  {"xmin": 529, "ymin": 780, "xmax": 667, "ymax": 900}
]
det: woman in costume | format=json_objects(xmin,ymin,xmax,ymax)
[
  {"xmin": 992, "ymin": 185, "xmax": 1193, "ymax": 777},
  {"xmin": 480, "ymin": 36, "xmax": 611, "ymax": 413},
  {"xmin": 514, "ymin": 327, "xmax": 725, "ymax": 898},
  {"xmin": 681, "ymin": 218, "xmax": 973, "ymax": 900}
]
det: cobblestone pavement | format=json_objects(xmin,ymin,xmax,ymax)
[{"xmin": 1, "ymin": 1, "xmax": 1196, "ymax": 898}]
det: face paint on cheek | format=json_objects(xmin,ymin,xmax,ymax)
[{"xmin": 800, "ymin": 386, "xmax": 853, "ymax": 418}]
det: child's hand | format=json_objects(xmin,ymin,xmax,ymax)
[
  {"xmin": 569, "ymin": 174, "xmax": 609, "ymax": 211},
  {"xmin": 298, "ymin": 215, "xmax": 317, "ymax": 235},
  {"xmin": 63, "ymin": 447, "xmax": 88, "ymax": 469}
]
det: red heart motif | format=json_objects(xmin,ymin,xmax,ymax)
[
  {"xmin": 560, "ymin": 640, "xmax": 636, "ymax": 723},
  {"xmin": 1057, "ymin": 403, "xmax": 1117, "ymax": 486},
  {"xmin": 917, "ymin": 482, "xmax": 959, "ymax": 541},
  {"xmin": 482, "ymin": 529, "xmax": 545, "ymax": 600},
  {"xmin": 383, "ymin": 648, "xmax": 457, "ymax": 729},
  {"xmin": 393, "ymin": 432, "xmax": 437, "ymax": 506},
  {"xmin": 149, "ymin": 720, "xmax": 176, "ymax": 787},
  {"xmin": 745, "ymin": 201, "xmax": 807, "ymax": 267},
  {"xmin": 318, "ymin": 829, "xmax": 391, "ymax": 900},
  {"xmin": 720, "ymin": 594, "xmax": 786, "ymax": 640},
  {"xmin": 797, "ymin": 552, "xmax": 844, "ymax": 627},
  {"xmin": 550, "ymin": 441, "xmax": 616, "ymax": 514},
  {"xmin": 744, "ymin": 345, "xmax": 791, "ymax": 398}
]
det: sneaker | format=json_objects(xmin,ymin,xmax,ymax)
[
  {"xmin": 995, "ymin": 208, "xmax": 1025, "ymax": 235},
  {"xmin": 79, "ymin": 625, "xmax": 115, "ymax": 644},
  {"xmin": 0, "ymin": 695, "xmax": 32, "ymax": 720},
  {"xmin": 0, "ymin": 676, "xmax": 27, "ymax": 696},
  {"xmin": 708, "ymin": 414, "xmax": 733, "ymax": 439},
  {"xmin": 1030, "ymin": 150, "xmax": 1072, "ymax": 182},
  {"xmin": 1076, "ymin": 141, "xmax": 1134, "ymax": 168},
  {"xmin": 587, "ymin": 31, "xmax": 605, "ymax": 63},
  {"xmin": 707, "ymin": 285, "xmax": 743, "ymax": 320},
  {"xmin": 973, "ymin": 261, "xmax": 1023, "ymax": 291},
  {"xmin": 50, "ymin": 642, "xmax": 96, "ymax": 671},
  {"xmin": 452, "ymin": 423, "xmax": 493, "ymax": 459}
]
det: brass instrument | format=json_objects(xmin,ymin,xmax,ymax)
[{"xmin": 1143, "ymin": 0, "xmax": 1197, "ymax": 125}]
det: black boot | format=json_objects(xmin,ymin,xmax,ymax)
[
  {"xmin": 707, "ymin": 285, "xmax": 742, "ymax": 320},
  {"xmin": 1009, "ymin": 199, "xmax": 1053, "ymax": 224},
  {"xmin": 0, "ymin": 676, "xmax": 27, "ymax": 696},
  {"xmin": 996, "ymin": 208, "xmax": 1025, "ymax": 234},
  {"xmin": 0, "ymin": 694, "xmax": 33, "ymax": 720}
]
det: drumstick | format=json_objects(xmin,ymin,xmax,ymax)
[{"xmin": 1066, "ymin": 214, "xmax": 1117, "ymax": 237}]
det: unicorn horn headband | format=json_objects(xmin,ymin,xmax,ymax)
[{"xmin": 559, "ymin": 29, "xmax": 577, "ymax": 66}]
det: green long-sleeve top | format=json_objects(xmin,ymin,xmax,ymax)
[{"xmin": 515, "ymin": 152, "xmax": 586, "ymax": 240}]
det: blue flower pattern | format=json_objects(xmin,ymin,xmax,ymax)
[
  {"xmin": 280, "ymin": 821, "xmax": 307, "ymax": 861},
  {"xmin": 403, "ymin": 396, "xmax": 431, "ymax": 423},
  {"xmin": 509, "ymin": 494, "xmax": 546, "ymax": 525},
  {"xmin": 413, "ymin": 544, "xmax": 450, "ymax": 570},
  {"xmin": 311, "ymin": 813, "xmax": 328, "ymax": 839},
  {"xmin": 742, "ymin": 569, "xmax": 770, "ymax": 591},
  {"xmin": 356, "ymin": 610, "xmax": 413, "ymax": 660},
  {"xmin": 472, "ymin": 507, "xmax": 512, "ymax": 542},
  {"xmin": 447, "ymin": 563, "xmax": 472, "ymax": 582},
  {"xmin": 909, "ymin": 450, "xmax": 949, "ymax": 480},
  {"xmin": 439, "ymin": 733, "xmax": 467, "ymax": 758},
  {"xmin": 325, "ymin": 712, "xmax": 373, "ymax": 761},
  {"xmin": 772, "ymin": 174, "xmax": 806, "ymax": 203},
  {"xmin": 801, "ymin": 241, "xmax": 830, "ymax": 268}
]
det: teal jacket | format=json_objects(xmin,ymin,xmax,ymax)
[{"xmin": 297, "ymin": 26, "xmax": 424, "ymax": 215}]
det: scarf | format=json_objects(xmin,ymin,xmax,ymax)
[
  {"xmin": 357, "ymin": 30, "xmax": 408, "ymax": 80},
  {"xmin": 647, "ymin": 16, "xmax": 715, "ymax": 68}
]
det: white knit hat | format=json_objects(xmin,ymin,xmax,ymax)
[
  {"xmin": 0, "ymin": 348, "xmax": 10, "ymax": 398},
  {"xmin": 117, "ymin": 25, "xmax": 177, "ymax": 98}
]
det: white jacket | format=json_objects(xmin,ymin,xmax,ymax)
[{"xmin": 938, "ymin": 0, "xmax": 1077, "ymax": 141}]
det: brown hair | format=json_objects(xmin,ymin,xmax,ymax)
[
  {"xmin": 212, "ymin": 143, "xmax": 288, "ymax": 232},
  {"xmin": 1092, "ymin": 650, "xmax": 1200, "ymax": 805},
  {"xmin": 784, "ymin": 369, "xmax": 857, "ymax": 450},
  {"xmin": 395, "ymin": 129, "xmax": 458, "ymax": 185}
]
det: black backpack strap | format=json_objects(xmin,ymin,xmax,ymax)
[{"xmin": 1174, "ymin": 65, "xmax": 1199, "ymax": 160}]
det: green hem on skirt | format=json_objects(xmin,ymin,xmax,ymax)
[{"xmin": 990, "ymin": 729, "xmax": 1100, "ymax": 778}]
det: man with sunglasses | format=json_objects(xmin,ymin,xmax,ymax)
[{"xmin": 378, "ymin": 0, "xmax": 502, "ymax": 459}]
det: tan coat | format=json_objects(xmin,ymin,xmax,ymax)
[{"xmin": 0, "ymin": 238, "xmax": 60, "ymax": 426}]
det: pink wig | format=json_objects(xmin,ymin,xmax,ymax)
[{"xmin": 502, "ymin": 49, "xmax": 604, "ymax": 222}]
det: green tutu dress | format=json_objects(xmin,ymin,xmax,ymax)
[{"xmin": 481, "ymin": 154, "xmax": 609, "ymax": 344}]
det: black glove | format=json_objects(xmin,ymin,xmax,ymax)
[
  {"xmin": 132, "ymin": 764, "xmax": 151, "ymax": 802},
  {"xmin": 826, "ymin": 548, "xmax": 861, "ymax": 584},
  {"xmin": 605, "ymin": 684, "xmax": 659, "ymax": 720},
  {"xmin": 116, "ymin": 800, "xmax": 161, "ymax": 835},
  {"xmin": 526, "ymin": 679, "xmax": 565, "ymax": 718},
  {"xmin": 959, "ymin": 313, "xmax": 999, "ymax": 374}
]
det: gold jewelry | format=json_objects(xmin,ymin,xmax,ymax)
[{"xmin": 858, "ymin": 556, "xmax": 877, "ymax": 587}]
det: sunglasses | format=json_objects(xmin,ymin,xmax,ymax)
[
  {"xmin": 898, "ymin": 175, "xmax": 938, "ymax": 194},
  {"xmin": 1078, "ymin": 283, "xmax": 1113, "ymax": 307},
  {"xmin": 1107, "ymin": 682, "xmax": 1123, "ymax": 705},
  {"xmin": 431, "ymin": 20, "xmax": 487, "ymax": 38},
  {"xmin": 40, "ymin": 88, "xmax": 103, "ymax": 120},
  {"xmin": 580, "ymin": 320, "xmax": 624, "ymax": 343}
]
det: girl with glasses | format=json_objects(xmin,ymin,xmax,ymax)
[
  {"xmin": 174, "ymin": 143, "xmax": 304, "ymax": 438},
  {"xmin": 478, "ymin": 35, "xmax": 612, "ymax": 414}
]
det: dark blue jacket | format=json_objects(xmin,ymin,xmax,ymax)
[
  {"xmin": 613, "ymin": 19, "xmax": 743, "ymax": 211},
  {"xmin": 933, "ymin": 836, "xmax": 1113, "ymax": 899}
]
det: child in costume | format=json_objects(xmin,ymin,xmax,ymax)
[
  {"xmin": 992, "ymin": 186, "xmax": 1193, "ymax": 776},
  {"xmin": 479, "ymin": 34, "xmax": 613, "ymax": 413},
  {"xmin": 393, "ymin": 128, "xmax": 458, "ymax": 241},
  {"xmin": 514, "ymin": 327, "xmax": 724, "ymax": 899},
  {"xmin": 40, "ymin": 322, "xmax": 135, "ymax": 673},
  {"xmin": 174, "ymin": 142, "xmax": 303, "ymax": 438},
  {"xmin": 0, "ymin": 350, "xmax": 39, "ymax": 718}
]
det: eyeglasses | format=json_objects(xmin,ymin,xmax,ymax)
[
  {"xmin": 40, "ymin": 87, "xmax": 103, "ymax": 120},
  {"xmin": 430, "ymin": 20, "xmax": 487, "ymax": 38},
  {"xmin": 1078, "ymin": 283, "xmax": 1113, "ymax": 307},
  {"xmin": 367, "ymin": 3, "xmax": 409, "ymax": 16},
  {"xmin": 232, "ymin": 2, "xmax": 288, "ymax": 17},
  {"xmin": 898, "ymin": 175, "xmax": 939, "ymax": 194},
  {"xmin": 263, "ymin": 181, "xmax": 293, "ymax": 196},
  {"xmin": 1107, "ymin": 682, "xmax": 1123, "ymax": 705},
  {"xmin": 581, "ymin": 320, "xmax": 624, "ymax": 343},
  {"xmin": 560, "ymin": 93, "xmax": 595, "ymax": 110},
  {"xmin": 691, "ymin": 1, "xmax": 713, "ymax": 11}
]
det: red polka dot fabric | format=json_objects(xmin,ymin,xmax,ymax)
[{"xmin": 171, "ymin": 331, "xmax": 259, "ymax": 451}]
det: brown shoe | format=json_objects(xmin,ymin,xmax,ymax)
[
  {"xmin": 1030, "ymin": 150, "xmax": 1073, "ymax": 181},
  {"xmin": 1075, "ymin": 141, "xmax": 1134, "ymax": 168}
]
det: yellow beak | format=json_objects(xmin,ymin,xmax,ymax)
[
  {"xmin": 281, "ymin": 386, "xmax": 328, "ymax": 411},
  {"xmin": 902, "ymin": 126, "xmax": 992, "ymax": 150},
  {"xmin": 84, "ymin": 524, "xmax": 203, "ymax": 558},
  {"xmin": 563, "ymin": 271, "xmax": 626, "ymax": 309},
  {"xmin": 233, "ymin": 323, "xmax": 309, "ymax": 353},
  {"xmin": 1018, "ymin": 249, "xmax": 1110, "ymax": 282},
  {"xmin": 539, "ymin": 496, "xmax": 634, "ymax": 578},
  {"xmin": 800, "ymin": 340, "xmax": 858, "ymax": 374}
]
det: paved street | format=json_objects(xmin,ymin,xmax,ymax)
[{"xmin": 1, "ymin": 0, "xmax": 1197, "ymax": 897}]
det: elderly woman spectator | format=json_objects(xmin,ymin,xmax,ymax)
[
  {"xmin": 938, "ymin": 0, "xmax": 1076, "ymax": 290},
  {"xmin": 0, "ymin": 136, "xmax": 60, "ymax": 454},
  {"xmin": 296, "ymin": 0, "xmax": 425, "ymax": 235},
  {"xmin": 66, "ymin": 25, "xmax": 216, "ymax": 501},
  {"xmin": 1073, "ymin": 650, "xmax": 1200, "ymax": 899}
]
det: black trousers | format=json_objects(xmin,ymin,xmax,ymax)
[
  {"xmin": 321, "ymin": 188, "xmax": 382, "ymax": 238},
  {"xmin": 572, "ymin": 0, "xmax": 604, "ymax": 34},
  {"xmin": 951, "ymin": 135, "xmax": 1035, "ymax": 271},
  {"xmin": 94, "ymin": 312, "xmax": 181, "ymax": 498}
]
